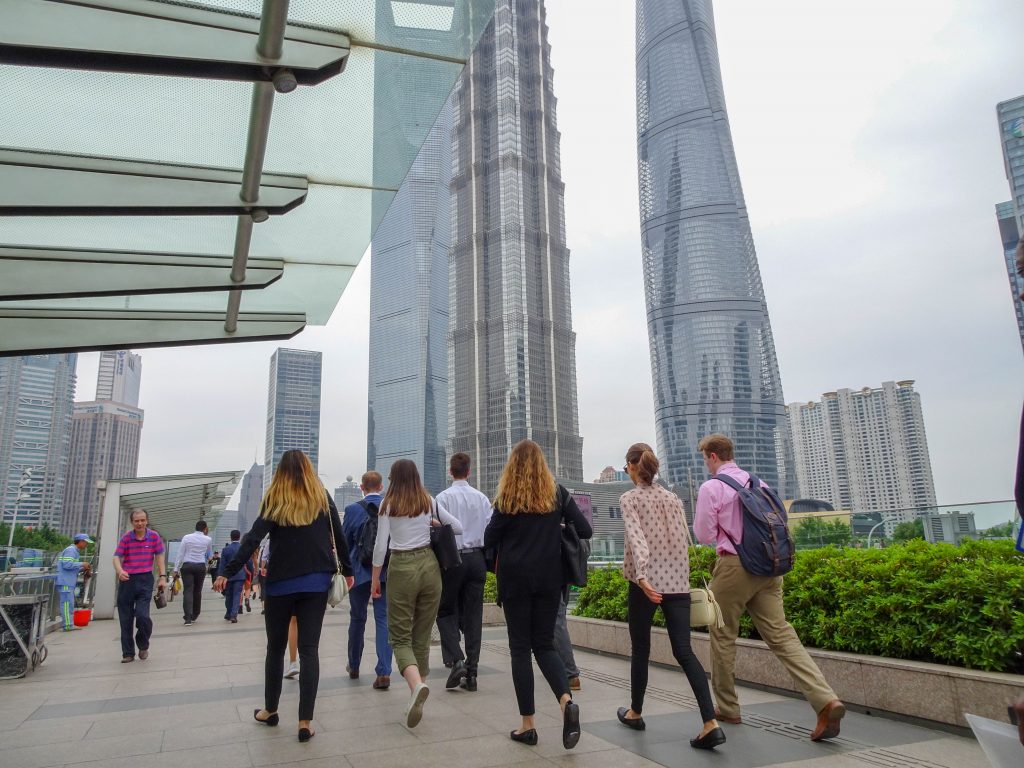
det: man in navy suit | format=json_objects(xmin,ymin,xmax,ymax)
[{"xmin": 217, "ymin": 530, "xmax": 249, "ymax": 623}]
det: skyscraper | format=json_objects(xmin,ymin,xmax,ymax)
[
  {"xmin": 367, "ymin": 100, "xmax": 452, "ymax": 494},
  {"xmin": 0, "ymin": 354, "xmax": 77, "ymax": 530},
  {"xmin": 96, "ymin": 350, "xmax": 142, "ymax": 407},
  {"xmin": 61, "ymin": 401, "xmax": 143, "ymax": 536},
  {"xmin": 62, "ymin": 350, "xmax": 145, "ymax": 535},
  {"xmin": 996, "ymin": 95, "xmax": 1024, "ymax": 353},
  {"xmin": 236, "ymin": 462, "xmax": 263, "ymax": 533},
  {"xmin": 635, "ymin": 0, "xmax": 790, "ymax": 495},
  {"xmin": 264, "ymin": 349, "xmax": 322, "ymax": 489},
  {"xmin": 448, "ymin": 0, "xmax": 584, "ymax": 497},
  {"xmin": 788, "ymin": 381, "xmax": 937, "ymax": 534}
]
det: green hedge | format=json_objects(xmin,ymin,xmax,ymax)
[{"xmin": 573, "ymin": 539, "xmax": 1024, "ymax": 673}]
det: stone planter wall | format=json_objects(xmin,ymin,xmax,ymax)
[{"xmin": 480, "ymin": 605, "xmax": 1023, "ymax": 727}]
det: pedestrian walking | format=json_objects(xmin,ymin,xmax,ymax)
[
  {"xmin": 56, "ymin": 534, "xmax": 92, "ymax": 631},
  {"xmin": 694, "ymin": 433, "xmax": 846, "ymax": 741},
  {"xmin": 484, "ymin": 440, "xmax": 592, "ymax": 750},
  {"xmin": 208, "ymin": 551, "xmax": 220, "ymax": 588},
  {"xmin": 435, "ymin": 452, "xmax": 492, "ymax": 692},
  {"xmin": 616, "ymin": 442, "xmax": 724, "ymax": 750},
  {"xmin": 370, "ymin": 459, "xmax": 462, "ymax": 728},
  {"xmin": 216, "ymin": 449, "xmax": 353, "ymax": 742},
  {"xmin": 217, "ymin": 530, "xmax": 249, "ymax": 623},
  {"xmin": 112, "ymin": 508, "xmax": 166, "ymax": 662},
  {"xmin": 341, "ymin": 471, "xmax": 392, "ymax": 689},
  {"xmin": 173, "ymin": 520, "xmax": 213, "ymax": 626}
]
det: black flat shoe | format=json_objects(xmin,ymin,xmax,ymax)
[
  {"xmin": 298, "ymin": 727, "xmax": 314, "ymax": 742},
  {"xmin": 562, "ymin": 700, "xmax": 581, "ymax": 750},
  {"xmin": 253, "ymin": 709, "xmax": 279, "ymax": 727},
  {"xmin": 690, "ymin": 726, "xmax": 726, "ymax": 750},
  {"xmin": 510, "ymin": 728, "xmax": 538, "ymax": 745},
  {"xmin": 617, "ymin": 707, "xmax": 646, "ymax": 731}
]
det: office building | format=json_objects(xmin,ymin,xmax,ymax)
[
  {"xmin": 212, "ymin": 508, "xmax": 240, "ymax": 551},
  {"xmin": 367, "ymin": 100, "xmax": 452, "ymax": 494},
  {"xmin": 594, "ymin": 466, "xmax": 629, "ymax": 484},
  {"xmin": 334, "ymin": 476, "xmax": 363, "ymax": 512},
  {"xmin": 0, "ymin": 354, "xmax": 77, "ymax": 530},
  {"xmin": 448, "ymin": 0, "xmax": 584, "ymax": 497},
  {"xmin": 559, "ymin": 479, "xmax": 634, "ymax": 558},
  {"xmin": 634, "ymin": 0, "xmax": 791, "ymax": 499},
  {"xmin": 236, "ymin": 462, "xmax": 263, "ymax": 534},
  {"xmin": 996, "ymin": 203, "xmax": 1023, "ymax": 353},
  {"xmin": 923, "ymin": 511, "xmax": 977, "ymax": 545},
  {"xmin": 96, "ymin": 350, "xmax": 142, "ymax": 407},
  {"xmin": 788, "ymin": 381, "xmax": 937, "ymax": 534},
  {"xmin": 264, "ymin": 349, "xmax": 322, "ymax": 489},
  {"xmin": 61, "ymin": 401, "xmax": 144, "ymax": 536}
]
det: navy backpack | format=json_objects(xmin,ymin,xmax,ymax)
[{"xmin": 714, "ymin": 472, "xmax": 795, "ymax": 577}]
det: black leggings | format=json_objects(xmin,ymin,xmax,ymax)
[
  {"xmin": 263, "ymin": 590, "xmax": 329, "ymax": 721},
  {"xmin": 503, "ymin": 588, "xmax": 570, "ymax": 716},
  {"xmin": 627, "ymin": 581, "xmax": 716, "ymax": 723}
]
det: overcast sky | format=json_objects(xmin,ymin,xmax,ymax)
[{"xmin": 73, "ymin": 0, "xmax": 1024, "ymax": 513}]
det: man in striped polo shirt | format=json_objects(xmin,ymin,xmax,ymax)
[{"xmin": 112, "ymin": 508, "xmax": 167, "ymax": 663}]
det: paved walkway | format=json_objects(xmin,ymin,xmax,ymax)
[{"xmin": 0, "ymin": 588, "xmax": 986, "ymax": 768}]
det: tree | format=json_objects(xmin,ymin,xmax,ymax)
[
  {"xmin": 891, "ymin": 518, "xmax": 925, "ymax": 543},
  {"xmin": 792, "ymin": 517, "xmax": 853, "ymax": 548},
  {"xmin": 0, "ymin": 522, "xmax": 72, "ymax": 552},
  {"xmin": 979, "ymin": 521, "xmax": 1014, "ymax": 539}
]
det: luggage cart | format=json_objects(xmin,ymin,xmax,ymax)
[{"xmin": 0, "ymin": 572, "xmax": 50, "ymax": 679}]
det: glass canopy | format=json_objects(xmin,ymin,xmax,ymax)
[{"xmin": 0, "ymin": 0, "xmax": 496, "ymax": 354}]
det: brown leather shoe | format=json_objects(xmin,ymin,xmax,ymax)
[
  {"xmin": 372, "ymin": 675, "xmax": 390, "ymax": 690},
  {"xmin": 810, "ymin": 700, "xmax": 845, "ymax": 741},
  {"xmin": 346, "ymin": 665, "xmax": 359, "ymax": 679},
  {"xmin": 714, "ymin": 709, "xmax": 742, "ymax": 725},
  {"xmin": 568, "ymin": 676, "xmax": 581, "ymax": 691}
]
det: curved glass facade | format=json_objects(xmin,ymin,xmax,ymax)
[{"xmin": 635, "ymin": 0, "xmax": 791, "ymax": 495}]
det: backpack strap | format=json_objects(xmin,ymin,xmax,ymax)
[
  {"xmin": 356, "ymin": 499, "xmax": 379, "ymax": 517},
  {"xmin": 712, "ymin": 473, "xmax": 745, "ymax": 492}
]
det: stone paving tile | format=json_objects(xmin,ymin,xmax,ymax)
[{"xmin": 0, "ymin": 588, "xmax": 988, "ymax": 768}]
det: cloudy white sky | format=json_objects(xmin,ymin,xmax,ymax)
[{"xmin": 73, "ymin": 0, "xmax": 1024, "ymax": 512}]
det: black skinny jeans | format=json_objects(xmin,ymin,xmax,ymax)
[
  {"xmin": 628, "ymin": 581, "xmax": 716, "ymax": 723},
  {"xmin": 503, "ymin": 587, "xmax": 570, "ymax": 716},
  {"xmin": 263, "ymin": 589, "xmax": 329, "ymax": 721}
]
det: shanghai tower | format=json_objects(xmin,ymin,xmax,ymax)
[
  {"xmin": 448, "ymin": 0, "xmax": 584, "ymax": 497},
  {"xmin": 636, "ymin": 0, "xmax": 791, "ymax": 494}
]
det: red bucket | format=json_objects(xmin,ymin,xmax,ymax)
[{"xmin": 72, "ymin": 609, "xmax": 91, "ymax": 627}]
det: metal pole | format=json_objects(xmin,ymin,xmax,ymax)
[
  {"xmin": 225, "ymin": 0, "xmax": 290, "ymax": 334},
  {"xmin": 866, "ymin": 520, "xmax": 885, "ymax": 549},
  {"xmin": 6, "ymin": 468, "xmax": 33, "ymax": 550}
]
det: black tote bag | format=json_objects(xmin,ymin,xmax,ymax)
[{"xmin": 429, "ymin": 500, "xmax": 462, "ymax": 571}]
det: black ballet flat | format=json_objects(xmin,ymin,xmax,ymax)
[
  {"xmin": 510, "ymin": 728, "xmax": 538, "ymax": 745},
  {"xmin": 562, "ymin": 700, "xmax": 581, "ymax": 750},
  {"xmin": 253, "ymin": 709, "xmax": 279, "ymax": 727},
  {"xmin": 298, "ymin": 727, "xmax": 315, "ymax": 742},
  {"xmin": 690, "ymin": 726, "xmax": 726, "ymax": 750},
  {"xmin": 617, "ymin": 707, "xmax": 646, "ymax": 731}
]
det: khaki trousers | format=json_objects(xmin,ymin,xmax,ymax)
[
  {"xmin": 709, "ymin": 555, "xmax": 836, "ymax": 717},
  {"xmin": 386, "ymin": 546, "xmax": 442, "ymax": 676}
]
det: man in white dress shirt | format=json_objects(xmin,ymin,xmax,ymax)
[
  {"xmin": 435, "ymin": 453, "xmax": 493, "ymax": 691},
  {"xmin": 172, "ymin": 520, "xmax": 213, "ymax": 626}
]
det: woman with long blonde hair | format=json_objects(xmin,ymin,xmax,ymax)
[
  {"xmin": 483, "ymin": 440, "xmax": 592, "ymax": 750},
  {"xmin": 370, "ymin": 459, "xmax": 462, "ymax": 728},
  {"xmin": 217, "ymin": 450, "xmax": 352, "ymax": 742}
]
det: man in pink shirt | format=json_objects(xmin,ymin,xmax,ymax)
[{"xmin": 694, "ymin": 433, "xmax": 845, "ymax": 742}]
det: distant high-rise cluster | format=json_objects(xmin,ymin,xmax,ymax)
[
  {"xmin": 787, "ymin": 381, "xmax": 937, "ymax": 534},
  {"xmin": 0, "ymin": 354, "xmax": 77, "ymax": 531},
  {"xmin": 265, "ymin": 348, "xmax": 322, "ymax": 488},
  {"xmin": 996, "ymin": 96, "xmax": 1024, "ymax": 354},
  {"xmin": 367, "ymin": 0, "xmax": 584, "ymax": 498},
  {"xmin": 634, "ymin": 0, "xmax": 791, "ymax": 498}
]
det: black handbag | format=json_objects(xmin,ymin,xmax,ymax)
[
  {"xmin": 559, "ymin": 487, "xmax": 588, "ymax": 587},
  {"xmin": 429, "ymin": 500, "xmax": 462, "ymax": 571}
]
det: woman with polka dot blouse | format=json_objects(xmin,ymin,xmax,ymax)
[{"xmin": 616, "ymin": 442, "xmax": 725, "ymax": 751}]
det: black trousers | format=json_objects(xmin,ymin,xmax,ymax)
[
  {"xmin": 116, "ymin": 572, "xmax": 153, "ymax": 657},
  {"xmin": 436, "ymin": 549, "xmax": 486, "ymax": 674},
  {"xmin": 503, "ymin": 587, "xmax": 569, "ymax": 716},
  {"xmin": 627, "ymin": 582, "xmax": 716, "ymax": 723},
  {"xmin": 180, "ymin": 562, "xmax": 206, "ymax": 622},
  {"xmin": 263, "ymin": 590, "xmax": 329, "ymax": 721}
]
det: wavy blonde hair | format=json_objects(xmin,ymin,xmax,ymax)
[
  {"xmin": 493, "ymin": 440, "xmax": 557, "ymax": 515},
  {"xmin": 381, "ymin": 459, "xmax": 433, "ymax": 518},
  {"xmin": 260, "ymin": 450, "xmax": 328, "ymax": 527}
]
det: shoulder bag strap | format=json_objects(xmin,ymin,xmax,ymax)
[{"xmin": 326, "ymin": 510, "xmax": 341, "ymax": 575}]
